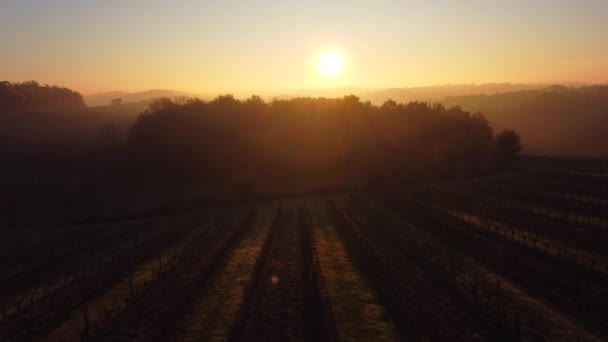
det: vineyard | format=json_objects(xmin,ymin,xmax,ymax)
[{"xmin": 1, "ymin": 170, "xmax": 607, "ymax": 341}]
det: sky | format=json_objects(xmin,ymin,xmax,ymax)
[{"xmin": 1, "ymin": 0, "xmax": 607, "ymax": 95}]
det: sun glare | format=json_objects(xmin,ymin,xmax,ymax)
[{"xmin": 318, "ymin": 52, "xmax": 344, "ymax": 77}]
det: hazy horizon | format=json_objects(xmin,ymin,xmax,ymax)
[
  {"xmin": 2, "ymin": 1, "xmax": 608, "ymax": 94},
  {"xmin": 4, "ymin": 81, "xmax": 603, "ymax": 100},
  {"xmin": 74, "ymin": 82, "xmax": 600, "ymax": 108}
]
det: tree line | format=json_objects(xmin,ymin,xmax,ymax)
[
  {"xmin": 128, "ymin": 95, "xmax": 520, "ymax": 186},
  {"xmin": 0, "ymin": 80, "xmax": 85, "ymax": 112}
]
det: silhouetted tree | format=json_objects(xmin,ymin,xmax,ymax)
[
  {"xmin": 493, "ymin": 129, "xmax": 522, "ymax": 170},
  {"xmin": 145, "ymin": 97, "xmax": 178, "ymax": 113},
  {"xmin": 127, "ymin": 95, "xmax": 514, "ymax": 185},
  {"xmin": 0, "ymin": 80, "xmax": 85, "ymax": 112}
]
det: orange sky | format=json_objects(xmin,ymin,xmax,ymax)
[{"xmin": 1, "ymin": 1, "xmax": 607, "ymax": 94}]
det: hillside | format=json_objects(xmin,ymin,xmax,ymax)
[
  {"xmin": 441, "ymin": 85, "xmax": 608, "ymax": 157},
  {"xmin": 359, "ymin": 83, "xmax": 551, "ymax": 105}
]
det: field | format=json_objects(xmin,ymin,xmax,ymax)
[{"xmin": 1, "ymin": 169, "xmax": 607, "ymax": 341}]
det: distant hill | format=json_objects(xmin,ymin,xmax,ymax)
[
  {"xmin": 272, "ymin": 83, "xmax": 554, "ymax": 104},
  {"xmin": 441, "ymin": 85, "xmax": 608, "ymax": 157},
  {"xmin": 271, "ymin": 87, "xmax": 370, "ymax": 100},
  {"xmin": 84, "ymin": 89, "xmax": 204, "ymax": 107},
  {"xmin": 359, "ymin": 83, "xmax": 552, "ymax": 104},
  {"xmin": 98, "ymin": 84, "xmax": 558, "ymax": 106}
]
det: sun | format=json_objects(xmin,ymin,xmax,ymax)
[{"xmin": 318, "ymin": 52, "xmax": 344, "ymax": 77}]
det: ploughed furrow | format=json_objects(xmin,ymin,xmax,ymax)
[
  {"xmin": 40, "ymin": 214, "xmax": 213, "ymax": 342},
  {"xmin": 228, "ymin": 206, "xmax": 335, "ymax": 342},
  {"xmin": 164, "ymin": 205, "xmax": 276, "ymax": 342},
  {"xmin": 310, "ymin": 202, "xmax": 399, "ymax": 342},
  {"xmin": 91, "ymin": 209, "xmax": 255, "ymax": 341},
  {"xmin": 439, "ymin": 184, "xmax": 607, "ymax": 237},
  {"xmin": 0, "ymin": 217, "xmax": 163, "ymax": 312},
  {"xmin": 411, "ymin": 186, "xmax": 608, "ymax": 277},
  {"xmin": 0, "ymin": 213, "xmax": 206, "ymax": 341},
  {"xmin": 493, "ymin": 173, "xmax": 608, "ymax": 203},
  {"xmin": 299, "ymin": 206, "xmax": 338, "ymax": 342},
  {"xmin": 394, "ymin": 195, "xmax": 608, "ymax": 337},
  {"xmin": 487, "ymin": 176, "xmax": 608, "ymax": 208},
  {"xmin": 330, "ymin": 200, "xmax": 484, "ymax": 341},
  {"xmin": 456, "ymin": 182, "xmax": 608, "ymax": 229},
  {"xmin": 367, "ymin": 195, "xmax": 602, "ymax": 341},
  {"xmin": 1, "ymin": 219, "xmax": 151, "ymax": 280},
  {"xmin": 426, "ymin": 186, "xmax": 608, "ymax": 256}
]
